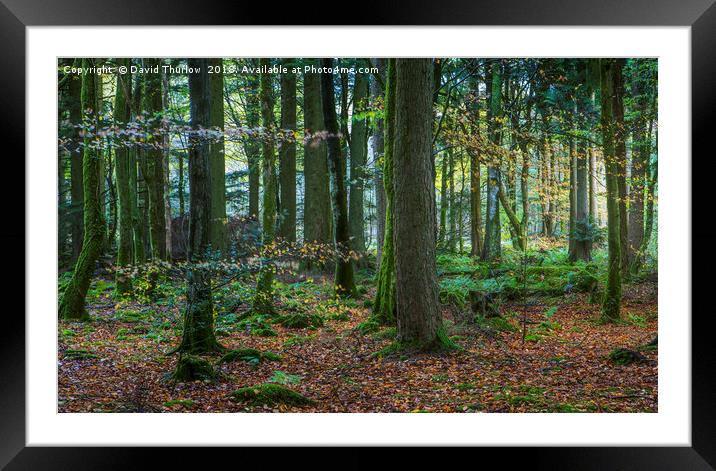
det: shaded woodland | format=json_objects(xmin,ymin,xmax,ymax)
[{"xmin": 57, "ymin": 58, "xmax": 658, "ymax": 412}]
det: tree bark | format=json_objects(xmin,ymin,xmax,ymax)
[
  {"xmin": 373, "ymin": 59, "xmax": 397, "ymax": 324},
  {"xmin": 393, "ymin": 58, "xmax": 443, "ymax": 348},
  {"xmin": 278, "ymin": 58, "xmax": 297, "ymax": 243},
  {"xmin": 177, "ymin": 58, "xmax": 223, "ymax": 354},
  {"xmin": 252, "ymin": 59, "xmax": 279, "ymax": 314},
  {"xmin": 208, "ymin": 58, "xmax": 227, "ymax": 254},
  {"xmin": 59, "ymin": 59, "xmax": 105, "ymax": 321},
  {"xmin": 320, "ymin": 58, "xmax": 356, "ymax": 297},
  {"xmin": 114, "ymin": 59, "xmax": 134, "ymax": 294},
  {"xmin": 599, "ymin": 58, "xmax": 622, "ymax": 322},
  {"xmin": 481, "ymin": 60, "xmax": 502, "ymax": 261},
  {"xmin": 348, "ymin": 69, "xmax": 369, "ymax": 254},
  {"xmin": 303, "ymin": 61, "xmax": 333, "ymax": 248},
  {"xmin": 142, "ymin": 58, "xmax": 167, "ymax": 260}
]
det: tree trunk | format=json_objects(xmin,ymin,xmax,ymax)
[
  {"xmin": 209, "ymin": 58, "xmax": 227, "ymax": 254},
  {"xmin": 613, "ymin": 58, "xmax": 629, "ymax": 276},
  {"xmin": 142, "ymin": 58, "xmax": 167, "ymax": 260},
  {"xmin": 438, "ymin": 153, "xmax": 448, "ymax": 248},
  {"xmin": 320, "ymin": 58, "xmax": 356, "ymax": 297},
  {"xmin": 303, "ymin": 60, "xmax": 333, "ymax": 249},
  {"xmin": 278, "ymin": 58, "xmax": 297, "ymax": 243},
  {"xmin": 252, "ymin": 59, "xmax": 279, "ymax": 314},
  {"xmin": 373, "ymin": 59, "xmax": 397, "ymax": 324},
  {"xmin": 114, "ymin": 59, "xmax": 134, "ymax": 294},
  {"xmin": 599, "ymin": 58, "xmax": 622, "ymax": 322},
  {"xmin": 67, "ymin": 69, "xmax": 84, "ymax": 264},
  {"xmin": 481, "ymin": 60, "xmax": 502, "ymax": 261},
  {"xmin": 371, "ymin": 59, "xmax": 386, "ymax": 267},
  {"xmin": 177, "ymin": 58, "xmax": 223, "ymax": 354},
  {"xmin": 393, "ymin": 58, "xmax": 443, "ymax": 348},
  {"xmin": 245, "ymin": 62, "xmax": 261, "ymax": 221},
  {"xmin": 59, "ymin": 59, "xmax": 105, "ymax": 321},
  {"xmin": 348, "ymin": 69, "xmax": 369, "ymax": 254},
  {"xmin": 131, "ymin": 69, "xmax": 146, "ymax": 263}
]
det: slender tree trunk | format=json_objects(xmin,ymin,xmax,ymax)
[
  {"xmin": 600, "ymin": 58, "xmax": 622, "ymax": 322},
  {"xmin": 393, "ymin": 58, "xmax": 443, "ymax": 349},
  {"xmin": 278, "ymin": 58, "xmax": 297, "ymax": 243},
  {"xmin": 447, "ymin": 149, "xmax": 457, "ymax": 252},
  {"xmin": 177, "ymin": 58, "xmax": 223, "ymax": 354},
  {"xmin": 613, "ymin": 59, "xmax": 629, "ymax": 276},
  {"xmin": 67, "ymin": 69, "xmax": 84, "ymax": 263},
  {"xmin": 320, "ymin": 58, "xmax": 356, "ymax": 297},
  {"xmin": 303, "ymin": 61, "xmax": 333, "ymax": 249},
  {"xmin": 481, "ymin": 60, "xmax": 502, "ymax": 261},
  {"xmin": 373, "ymin": 59, "xmax": 397, "ymax": 324},
  {"xmin": 438, "ymin": 154, "xmax": 448, "ymax": 248},
  {"xmin": 588, "ymin": 145, "xmax": 598, "ymax": 224},
  {"xmin": 142, "ymin": 58, "xmax": 167, "ymax": 260},
  {"xmin": 252, "ymin": 59, "xmax": 279, "ymax": 313},
  {"xmin": 114, "ymin": 60, "xmax": 134, "ymax": 294},
  {"xmin": 208, "ymin": 58, "xmax": 227, "ymax": 254},
  {"xmin": 245, "ymin": 62, "xmax": 261, "ymax": 221},
  {"xmin": 59, "ymin": 59, "xmax": 105, "ymax": 321},
  {"xmin": 371, "ymin": 59, "xmax": 386, "ymax": 267},
  {"xmin": 348, "ymin": 69, "xmax": 369, "ymax": 254},
  {"xmin": 131, "ymin": 70, "xmax": 146, "ymax": 263}
]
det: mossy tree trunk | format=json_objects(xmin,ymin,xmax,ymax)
[
  {"xmin": 348, "ymin": 69, "xmax": 369, "ymax": 254},
  {"xmin": 320, "ymin": 58, "xmax": 357, "ymax": 298},
  {"xmin": 371, "ymin": 59, "xmax": 386, "ymax": 267},
  {"xmin": 393, "ymin": 58, "xmax": 443, "ymax": 348},
  {"xmin": 612, "ymin": 58, "xmax": 630, "ymax": 276},
  {"xmin": 252, "ymin": 59, "xmax": 279, "ymax": 314},
  {"xmin": 599, "ymin": 58, "xmax": 622, "ymax": 322},
  {"xmin": 209, "ymin": 58, "xmax": 227, "ymax": 255},
  {"xmin": 303, "ymin": 60, "xmax": 333, "ymax": 251},
  {"xmin": 372, "ymin": 59, "xmax": 397, "ymax": 324},
  {"xmin": 278, "ymin": 58, "xmax": 297, "ymax": 243},
  {"xmin": 59, "ymin": 59, "xmax": 105, "ymax": 321},
  {"xmin": 481, "ymin": 60, "xmax": 502, "ymax": 261},
  {"xmin": 177, "ymin": 59, "xmax": 223, "ymax": 354},
  {"xmin": 67, "ymin": 66, "xmax": 84, "ymax": 264},
  {"xmin": 142, "ymin": 58, "xmax": 167, "ymax": 261},
  {"xmin": 114, "ymin": 59, "xmax": 134, "ymax": 295}
]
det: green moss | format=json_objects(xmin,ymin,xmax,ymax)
[
  {"xmin": 170, "ymin": 355, "xmax": 216, "ymax": 382},
  {"xmin": 63, "ymin": 349, "xmax": 98, "ymax": 360},
  {"xmin": 216, "ymin": 348, "xmax": 281, "ymax": 365},
  {"xmin": 608, "ymin": 348, "xmax": 647, "ymax": 365},
  {"xmin": 163, "ymin": 399, "xmax": 195, "ymax": 408},
  {"xmin": 372, "ymin": 326, "xmax": 397, "ymax": 340},
  {"xmin": 356, "ymin": 320, "xmax": 380, "ymax": 335},
  {"xmin": 231, "ymin": 383, "xmax": 314, "ymax": 407},
  {"xmin": 372, "ymin": 325, "xmax": 460, "ymax": 358},
  {"xmin": 283, "ymin": 334, "xmax": 316, "ymax": 347}
]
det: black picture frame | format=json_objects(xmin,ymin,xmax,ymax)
[{"xmin": 2, "ymin": 0, "xmax": 713, "ymax": 468}]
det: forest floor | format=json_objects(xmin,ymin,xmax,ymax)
[{"xmin": 58, "ymin": 255, "xmax": 658, "ymax": 413}]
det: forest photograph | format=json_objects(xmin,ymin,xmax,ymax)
[{"xmin": 56, "ymin": 57, "xmax": 658, "ymax": 413}]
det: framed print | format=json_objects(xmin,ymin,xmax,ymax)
[{"xmin": 3, "ymin": 0, "xmax": 715, "ymax": 468}]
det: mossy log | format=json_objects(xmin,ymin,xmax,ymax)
[{"xmin": 216, "ymin": 348, "xmax": 281, "ymax": 365}]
